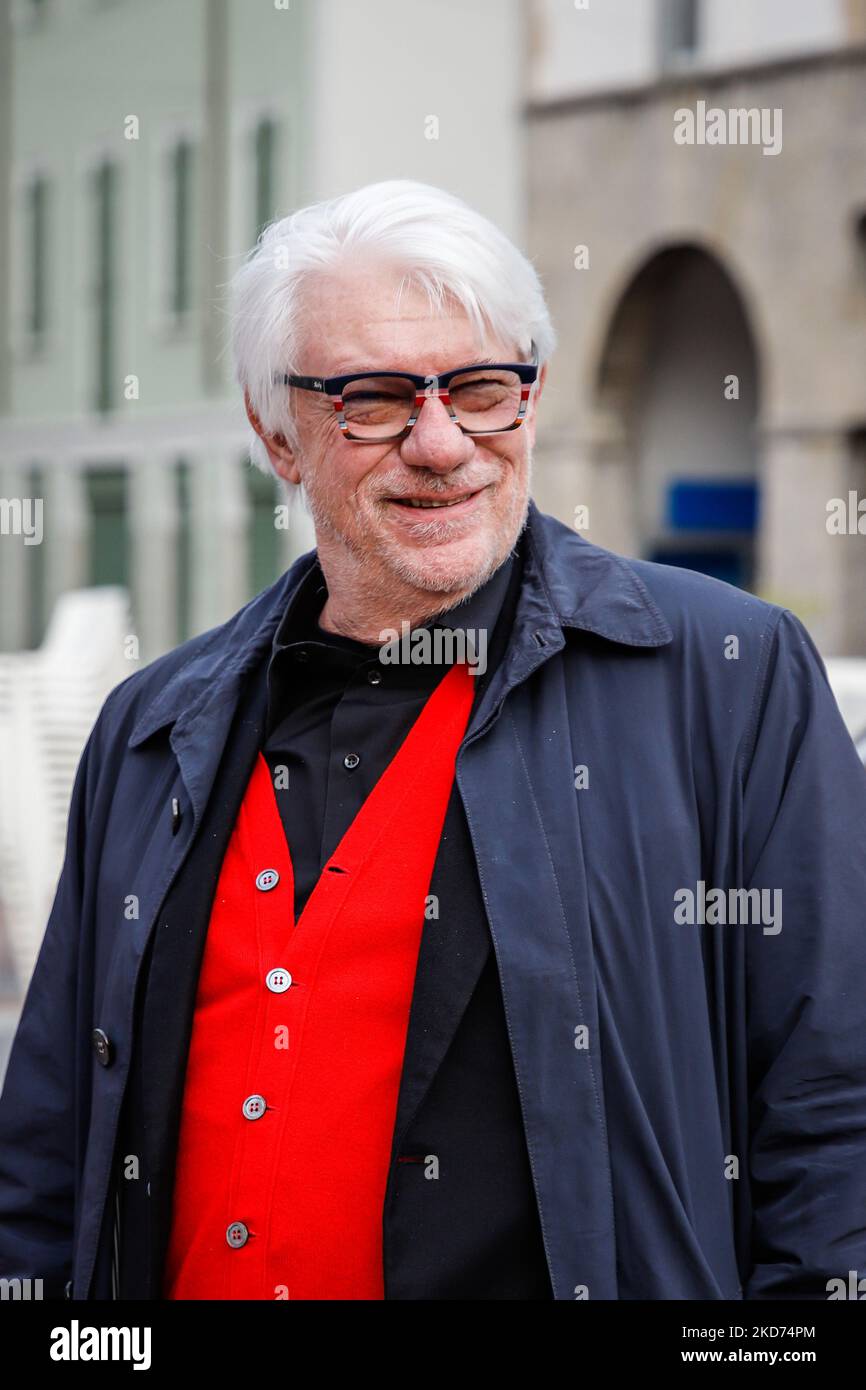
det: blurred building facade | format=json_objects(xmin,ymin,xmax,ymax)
[
  {"xmin": 0, "ymin": 0, "xmax": 524, "ymax": 663},
  {"xmin": 525, "ymin": 0, "xmax": 866, "ymax": 655}
]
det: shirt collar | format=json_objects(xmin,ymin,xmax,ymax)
[{"xmin": 265, "ymin": 539, "xmax": 521, "ymax": 735}]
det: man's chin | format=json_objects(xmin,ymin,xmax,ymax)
[{"xmin": 381, "ymin": 530, "xmax": 502, "ymax": 596}]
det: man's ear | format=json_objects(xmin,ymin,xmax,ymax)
[
  {"xmin": 523, "ymin": 361, "xmax": 548, "ymax": 441},
  {"xmin": 244, "ymin": 390, "xmax": 301, "ymax": 486}
]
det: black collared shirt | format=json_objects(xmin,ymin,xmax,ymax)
[{"xmin": 262, "ymin": 539, "xmax": 524, "ymax": 924}]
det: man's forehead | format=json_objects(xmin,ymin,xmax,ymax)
[
  {"xmin": 297, "ymin": 266, "xmax": 510, "ymax": 372},
  {"xmin": 304, "ymin": 322, "xmax": 500, "ymax": 376}
]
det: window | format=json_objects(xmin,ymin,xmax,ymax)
[
  {"xmin": 26, "ymin": 463, "xmax": 46, "ymax": 648},
  {"xmin": 85, "ymin": 467, "xmax": 129, "ymax": 587},
  {"xmin": 175, "ymin": 459, "xmax": 192, "ymax": 642},
  {"xmin": 168, "ymin": 138, "xmax": 193, "ymax": 320},
  {"xmin": 91, "ymin": 159, "xmax": 118, "ymax": 414},
  {"xmin": 24, "ymin": 174, "xmax": 48, "ymax": 343},
  {"xmin": 253, "ymin": 117, "xmax": 278, "ymax": 243},
  {"xmin": 247, "ymin": 463, "xmax": 281, "ymax": 597},
  {"xmin": 659, "ymin": 0, "xmax": 699, "ymax": 68}
]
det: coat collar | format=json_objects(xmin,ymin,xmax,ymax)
[
  {"xmin": 128, "ymin": 499, "xmax": 672, "ymax": 751},
  {"xmin": 523, "ymin": 498, "xmax": 673, "ymax": 648}
]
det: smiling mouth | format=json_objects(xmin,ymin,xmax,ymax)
[{"xmin": 387, "ymin": 487, "xmax": 484, "ymax": 510}]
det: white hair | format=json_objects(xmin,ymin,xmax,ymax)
[{"xmin": 230, "ymin": 178, "xmax": 557, "ymax": 479}]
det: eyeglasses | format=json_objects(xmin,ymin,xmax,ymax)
[{"xmin": 276, "ymin": 343, "xmax": 539, "ymax": 443}]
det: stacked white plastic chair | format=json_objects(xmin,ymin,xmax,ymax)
[
  {"xmin": 0, "ymin": 587, "xmax": 132, "ymax": 995},
  {"xmin": 824, "ymin": 658, "xmax": 866, "ymax": 757}
]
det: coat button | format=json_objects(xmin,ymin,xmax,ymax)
[
  {"xmin": 265, "ymin": 968, "xmax": 292, "ymax": 993},
  {"xmin": 92, "ymin": 1028, "xmax": 113, "ymax": 1067},
  {"xmin": 255, "ymin": 868, "xmax": 280, "ymax": 892},
  {"xmin": 366, "ymin": 668, "xmax": 382, "ymax": 685},
  {"xmin": 343, "ymin": 752, "xmax": 360, "ymax": 770},
  {"xmin": 226, "ymin": 1222, "xmax": 249, "ymax": 1248},
  {"xmin": 64, "ymin": 1279, "xmax": 73, "ymax": 1299},
  {"xmin": 242, "ymin": 1094, "xmax": 267, "ymax": 1120}
]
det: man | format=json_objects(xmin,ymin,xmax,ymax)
[{"xmin": 1, "ymin": 179, "xmax": 865, "ymax": 1301}]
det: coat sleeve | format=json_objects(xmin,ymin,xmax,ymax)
[
  {"xmin": 740, "ymin": 608, "xmax": 866, "ymax": 1299},
  {"xmin": 0, "ymin": 713, "xmax": 103, "ymax": 1299}
]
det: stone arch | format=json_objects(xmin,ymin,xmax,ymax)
[{"xmin": 587, "ymin": 242, "xmax": 763, "ymax": 587}]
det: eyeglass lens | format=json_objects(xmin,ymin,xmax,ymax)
[{"xmin": 340, "ymin": 369, "xmax": 524, "ymax": 438}]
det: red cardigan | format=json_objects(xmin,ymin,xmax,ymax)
[{"xmin": 163, "ymin": 659, "xmax": 476, "ymax": 1299}]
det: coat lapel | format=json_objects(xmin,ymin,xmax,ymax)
[{"xmin": 389, "ymin": 780, "xmax": 492, "ymax": 1155}]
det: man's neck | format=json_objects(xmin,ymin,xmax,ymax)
[
  {"xmin": 316, "ymin": 583, "xmax": 474, "ymax": 645},
  {"xmin": 313, "ymin": 543, "xmax": 488, "ymax": 645}
]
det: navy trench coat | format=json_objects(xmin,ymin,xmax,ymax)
[{"xmin": 1, "ymin": 499, "xmax": 865, "ymax": 1300}]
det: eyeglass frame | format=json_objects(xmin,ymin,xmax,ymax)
[{"xmin": 274, "ymin": 341, "xmax": 540, "ymax": 442}]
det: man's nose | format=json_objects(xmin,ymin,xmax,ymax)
[{"xmin": 398, "ymin": 392, "xmax": 474, "ymax": 471}]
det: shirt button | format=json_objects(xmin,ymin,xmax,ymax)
[
  {"xmin": 344, "ymin": 752, "xmax": 360, "ymax": 770},
  {"xmin": 366, "ymin": 668, "xmax": 382, "ymax": 686},
  {"xmin": 226, "ymin": 1222, "xmax": 249, "ymax": 1248},
  {"xmin": 255, "ymin": 868, "xmax": 280, "ymax": 892},
  {"xmin": 265, "ymin": 968, "xmax": 292, "ymax": 993},
  {"xmin": 242, "ymin": 1094, "xmax": 267, "ymax": 1121}
]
